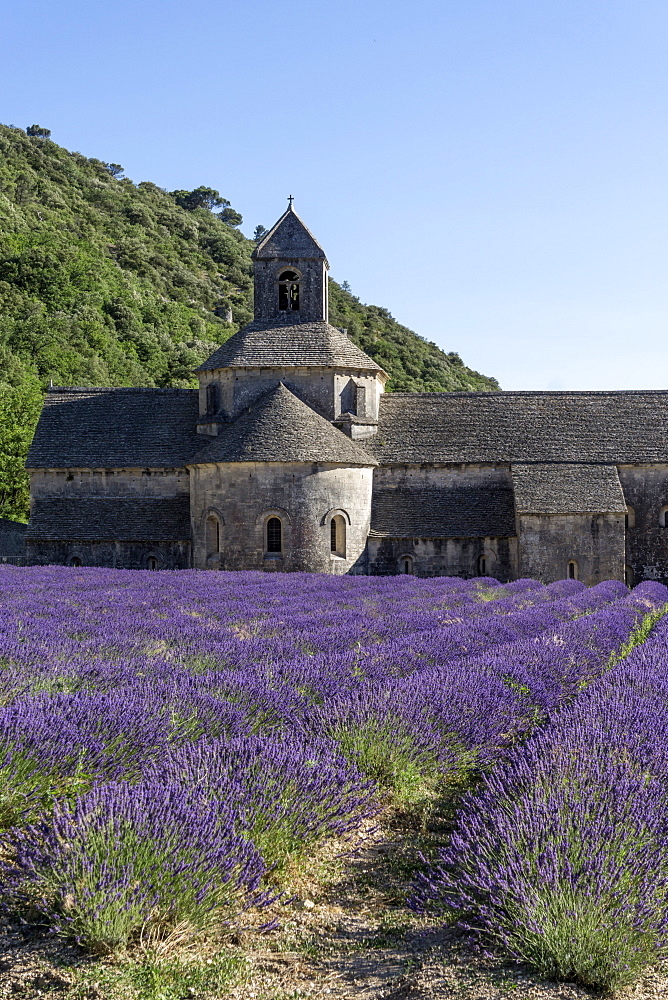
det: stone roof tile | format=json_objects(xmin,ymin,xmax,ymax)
[
  {"xmin": 511, "ymin": 463, "xmax": 627, "ymax": 514},
  {"xmin": 197, "ymin": 320, "xmax": 384, "ymax": 373},
  {"xmin": 26, "ymin": 496, "xmax": 191, "ymax": 541},
  {"xmin": 191, "ymin": 382, "xmax": 377, "ymax": 466},
  {"xmin": 370, "ymin": 391, "xmax": 668, "ymax": 464},
  {"xmin": 252, "ymin": 206, "xmax": 327, "ymax": 260},
  {"xmin": 0, "ymin": 518, "xmax": 26, "ymax": 559},
  {"xmin": 0, "ymin": 518, "xmax": 26, "ymax": 536},
  {"xmin": 27, "ymin": 388, "xmax": 200, "ymax": 469},
  {"xmin": 370, "ymin": 485, "xmax": 516, "ymax": 538},
  {"xmin": 30, "ymin": 387, "xmax": 668, "ymax": 475}
]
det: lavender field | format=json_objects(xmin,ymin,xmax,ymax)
[{"xmin": 0, "ymin": 566, "xmax": 667, "ymax": 996}]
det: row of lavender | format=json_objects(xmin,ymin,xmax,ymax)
[
  {"xmin": 0, "ymin": 567, "xmax": 665, "ymax": 977},
  {"xmin": 412, "ymin": 600, "xmax": 668, "ymax": 990}
]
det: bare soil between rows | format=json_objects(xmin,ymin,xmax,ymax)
[{"xmin": 0, "ymin": 806, "xmax": 665, "ymax": 1000}]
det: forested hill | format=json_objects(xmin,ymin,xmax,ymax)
[{"xmin": 0, "ymin": 123, "xmax": 499, "ymax": 520}]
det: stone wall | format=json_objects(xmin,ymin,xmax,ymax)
[
  {"xmin": 190, "ymin": 461, "xmax": 373, "ymax": 573},
  {"xmin": 25, "ymin": 540, "xmax": 190, "ymax": 570},
  {"xmin": 0, "ymin": 519, "xmax": 26, "ymax": 562},
  {"xmin": 367, "ymin": 535, "xmax": 518, "ymax": 578},
  {"xmin": 372, "ymin": 462, "xmax": 514, "ymax": 493},
  {"xmin": 27, "ymin": 468, "xmax": 191, "ymax": 570},
  {"xmin": 26, "ymin": 459, "xmax": 659, "ymax": 583},
  {"xmin": 29, "ymin": 468, "xmax": 190, "ymax": 498},
  {"xmin": 198, "ymin": 368, "xmax": 383, "ymax": 425},
  {"xmin": 333, "ymin": 373, "xmax": 383, "ymax": 421},
  {"xmin": 618, "ymin": 464, "xmax": 668, "ymax": 585},
  {"xmin": 253, "ymin": 258, "xmax": 328, "ymax": 323},
  {"xmin": 367, "ymin": 464, "xmax": 518, "ymax": 578},
  {"xmin": 517, "ymin": 513, "xmax": 625, "ymax": 585}
]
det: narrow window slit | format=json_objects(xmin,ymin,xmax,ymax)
[
  {"xmin": 330, "ymin": 515, "xmax": 346, "ymax": 557},
  {"xmin": 267, "ymin": 517, "xmax": 282, "ymax": 553}
]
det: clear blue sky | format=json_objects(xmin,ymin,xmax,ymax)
[{"xmin": 2, "ymin": 0, "xmax": 668, "ymax": 390}]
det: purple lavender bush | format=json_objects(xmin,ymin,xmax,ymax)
[
  {"xmin": 410, "ymin": 739, "xmax": 668, "ymax": 990},
  {"xmin": 410, "ymin": 610, "xmax": 668, "ymax": 991},
  {"xmin": 0, "ymin": 564, "xmax": 665, "ymax": 964},
  {"xmin": 145, "ymin": 734, "xmax": 378, "ymax": 870},
  {"xmin": 0, "ymin": 780, "xmax": 267, "ymax": 954},
  {"xmin": 299, "ymin": 667, "xmax": 534, "ymax": 807},
  {"xmin": 0, "ymin": 681, "xmax": 249, "ymax": 827}
]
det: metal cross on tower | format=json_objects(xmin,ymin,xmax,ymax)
[{"xmin": 288, "ymin": 194, "xmax": 294, "ymax": 208}]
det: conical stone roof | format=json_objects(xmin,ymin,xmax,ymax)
[
  {"xmin": 253, "ymin": 206, "xmax": 327, "ymax": 260},
  {"xmin": 189, "ymin": 383, "xmax": 377, "ymax": 466},
  {"xmin": 197, "ymin": 319, "xmax": 384, "ymax": 373}
]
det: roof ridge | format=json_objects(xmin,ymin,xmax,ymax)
[
  {"xmin": 253, "ymin": 204, "xmax": 327, "ymax": 261},
  {"xmin": 382, "ymin": 389, "xmax": 668, "ymax": 398},
  {"xmin": 46, "ymin": 386, "xmax": 197, "ymax": 395},
  {"xmin": 35, "ymin": 493, "xmax": 181, "ymax": 500}
]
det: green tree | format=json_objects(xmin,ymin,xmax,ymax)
[
  {"xmin": 171, "ymin": 186, "xmax": 226, "ymax": 212},
  {"xmin": 0, "ymin": 352, "xmax": 44, "ymax": 521},
  {"xmin": 104, "ymin": 163, "xmax": 124, "ymax": 178},
  {"xmin": 218, "ymin": 200, "xmax": 242, "ymax": 227},
  {"xmin": 26, "ymin": 124, "xmax": 51, "ymax": 139}
]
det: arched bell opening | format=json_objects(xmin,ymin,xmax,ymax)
[{"xmin": 277, "ymin": 269, "xmax": 301, "ymax": 312}]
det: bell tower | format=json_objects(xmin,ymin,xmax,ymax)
[
  {"xmin": 196, "ymin": 199, "xmax": 387, "ymax": 437},
  {"xmin": 252, "ymin": 199, "xmax": 329, "ymax": 323}
]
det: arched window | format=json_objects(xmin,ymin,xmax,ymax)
[
  {"xmin": 478, "ymin": 555, "xmax": 487, "ymax": 576},
  {"xmin": 278, "ymin": 269, "xmax": 300, "ymax": 312},
  {"xmin": 660, "ymin": 506, "xmax": 668, "ymax": 527},
  {"xmin": 206, "ymin": 515, "xmax": 221, "ymax": 557},
  {"xmin": 567, "ymin": 560, "xmax": 578, "ymax": 580},
  {"xmin": 266, "ymin": 516, "xmax": 282, "ymax": 553},
  {"xmin": 625, "ymin": 506, "xmax": 635, "ymax": 529},
  {"xmin": 147, "ymin": 556, "xmax": 158, "ymax": 571},
  {"xmin": 206, "ymin": 382, "xmax": 219, "ymax": 417},
  {"xmin": 68, "ymin": 555, "xmax": 81, "ymax": 568},
  {"xmin": 330, "ymin": 515, "xmax": 346, "ymax": 558},
  {"xmin": 625, "ymin": 565, "xmax": 634, "ymax": 587},
  {"xmin": 401, "ymin": 555, "xmax": 413, "ymax": 575}
]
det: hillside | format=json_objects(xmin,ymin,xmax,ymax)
[{"xmin": 0, "ymin": 124, "xmax": 499, "ymax": 520}]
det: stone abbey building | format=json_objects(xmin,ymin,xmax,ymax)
[{"xmin": 25, "ymin": 205, "xmax": 668, "ymax": 585}]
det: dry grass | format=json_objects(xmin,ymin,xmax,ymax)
[{"xmin": 0, "ymin": 801, "xmax": 666, "ymax": 998}]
